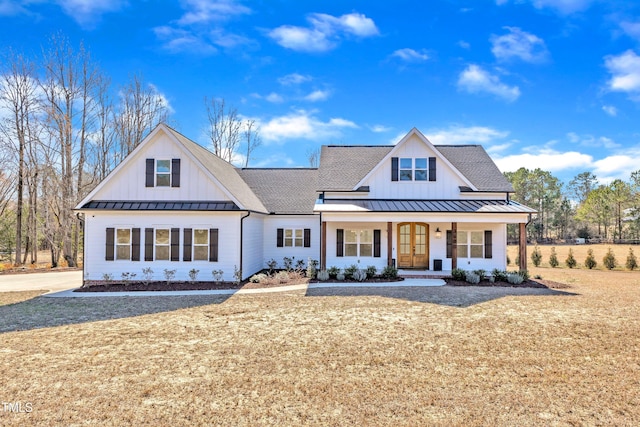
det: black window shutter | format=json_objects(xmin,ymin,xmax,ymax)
[
  {"xmin": 131, "ymin": 228, "xmax": 141, "ymax": 261},
  {"xmin": 391, "ymin": 157, "xmax": 399, "ymax": 181},
  {"xmin": 145, "ymin": 228, "xmax": 154, "ymax": 261},
  {"xmin": 183, "ymin": 228, "xmax": 192, "ymax": 262},
  {"xmin": 446, "ymin": 230, "xmax": 452, "ymax": 259},
  {"xmin": 373, "ymin": 229, "xmax": 381, "ymax": 257},
  {"xmin": 428, "ymin": 157, "xmax": 436, "ymax": 181},
  {"xmin": 170, "ymin": 228, "xmax": 180, "ymax": 261},
  {"xmin": 484, "ymin": 230, "xmax": 493, "ymax": 259},
  {"xmin": 105, "ymin": 228, "xmax": 115, "ymax": 261},
  {"xmin": 336, "ymin": 229, "xmax": 344, "ymax": 257},
  {"xmin": 210, "ymin": 229, "xmax": 219, "ymax": 262},
  {"xmin": 276, "ymin": 228, "xmax": 284, "ymax": 247},
  {"xmin": 304, "ymin": 228, "xmax": 311, "ymax": 247},
  {"xmin": 171, "ymin": 159, "xmax": 180, "ymax": 187},
  {"xmin": 145, "ymin": 159, "xmax": 154, "ymax": 187}
]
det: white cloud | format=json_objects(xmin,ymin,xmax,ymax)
[
  {"xmin": 154, "ymin": 26, "xmax": 218, "ymax": 55},
  {"xmin": 278, "ymin": 73, "xmax": 312, "ymax": 86},
  {"xmin": 602, "ymin": 105, "xmax": 618, "ymax": 116},
  {"xmin": 1, "ymin": 0, "xmax": 127, "ymax": 27},
  {"xmin": 265, "ymin": 92, "xmax": 284, "ymax": 103},
  {"xmin": 491, "ymin": 27, "xmax": 549, "ymax": 63},
  {"xmin": 254, "ymin": 110, "xmax": 358, "ymax": 143},
  {"xmin": 177, "ymin": 0, "xmax": 251, "ymax": 25},
  {"xmin": 425, "ymin": 125, "xmax": 510, "ymax": 145},
  {"xmin": 458, "ymin": 41, "xmax": 471, "ymax": 49},
  {"xmin": 593, "ymin": 151, "xmax": 640, "ymax": 182},
  {"xmin": 566, "ymin": 132, "xmax": 621, "ymax": 149},
  {"xmin": 304, "ymin": 90, "xmax": 331, "ymax": 102},
  {"xmin": 605, "ymin": 50, "xmax": 640, "ymax": 95},
  {"xmin": 369, "ymin": 124, "xmax": 392, "ymax": 133},
  {"xmin": 620, "ymin": 21, "xmax": 640, "ymax": 41},
  {"xmin": 494, "ymin": 150, "xmax": 593, "ymax": 173},
  {"xmin": 497, "ymin": 0, "xmax": 594, "ymax": 14},
  {"xmin": 457, "ymin": 65, "xmax": 521, "ymax": 102},
  {"xmin": 268, "ymin": 12, "xmax": 379, "ymax": 52},
  {"xmin": 391, "ymin": 48, "xmax": 429, "ymax": 62}
]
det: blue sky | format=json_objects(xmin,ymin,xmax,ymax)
[{"xmin": 1, "ymin": 0, "xmax": 640, "ymax": 184}]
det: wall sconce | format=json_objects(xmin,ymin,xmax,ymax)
[{"xmin": 435, "ymin": 227, "xmax": 442, "ymax": 239}]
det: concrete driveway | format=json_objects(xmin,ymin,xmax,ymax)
[{"xmin": 0, "ymin": 270, "xmax": 82, "ymax": 293}]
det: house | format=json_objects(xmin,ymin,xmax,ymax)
[{"xmin": 75, "ymin": 124, "xmax": 535, "ymax": 284}]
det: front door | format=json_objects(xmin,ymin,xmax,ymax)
[{"xmin": 397, "ymin": 222, "xmax": 429, "ymax": 268}]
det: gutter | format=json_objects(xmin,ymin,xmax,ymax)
[{"xmin": 239, "ymin": 211, "xmax": 251, "ymax": 280}]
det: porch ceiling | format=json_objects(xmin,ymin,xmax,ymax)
[{"xmin": 314, "ymin": 199, "xmax": 536, "ymax": 214}]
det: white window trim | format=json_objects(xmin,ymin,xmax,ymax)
[
  {"xmin": 115, "ymin": 227, "xmax": 132, "ymax": 261},
  {"xmin": 284, "ymin": 228, "xmax": 304, "ymax": 247},
  {"xmin": 344, "ymin": 229, "xmax": 374, "ymax": 257},
  {"xmin": 193, "ymin": 228, "xmax": 209, "ymax": 261},
  {"xmin": 155, "ymin": 228, "xmax": 171, "ymax": 261},
  {"xmin": 456, "ymin": 230, "xmax": 484, "ymax": 259},
  {"xmin": 398, "ymin": 157, "xmax": 428, "ymax": 182}
]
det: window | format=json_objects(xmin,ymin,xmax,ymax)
[
  {"xmin": 456, "ymin": 231, "xmax": 484, "ymax": 259},
  {"xmin": 116, "ymin": 228, "xmax": 131, "ymax": 260},
  {"xmin": 193, "ymin": 229, "xmax": 209, "ymax": 261},
  {"xmin": 400, "ymin": 158, "xmax": 413, "ymax": 181},
  {"xmin": 399, "ymin": 158, "xmax": 428, "ymax": 181},
  {"xmin": 415, "ymin": 158, "xmax": 428, "ymax": 181},
  {"xmin": 155, "ymin": 229, "xmax": 170, "ymax": 260},
  {"xmin": 344, "ymin": 229, "xmax": 373, "ymax": 257},
  {"xmin": 156, "ymin": 160, "xmax": 171, "ymax": 187},
  {"xmin": 285, "ymin": 229, "xmax": 303, "ymax": 247}
]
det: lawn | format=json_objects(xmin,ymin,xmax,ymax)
[
  {"xmin": 508, "ymin": 243, "xmax": 639, "ymax": 270},
  {"xmin": 1, "ymin": 268, "xmax": 639, "ymax": 426}
]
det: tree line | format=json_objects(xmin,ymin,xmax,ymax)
[
  {"xmin": 505, "ymin": 168, "xmax": 640, "ymax": 243},
  {"xmin": 0, "ymin": 34, "xmax": 259, "ymax": 267}
]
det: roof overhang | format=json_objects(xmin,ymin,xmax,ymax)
[{"xmin": 314, "ymin": 199, "xmax": 536, "ymax": 214}]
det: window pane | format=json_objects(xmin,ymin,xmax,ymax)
[
  {"xmin": 345, "ymin": 244, "xmax": 358, "ymax": 257},
  {"xmin": 470, "ymin": 245, "xmax": 484, "ymax": 258},
  {"xmin": 194, "ymin": 229, "xmax": 208, "ymax": 245},
  {"xmin": 415, "ymin": 170, "xmax": 427, "ymax": 181},
  {"xmin": 156, "ymin": 160, "xmax": 170, "ymax": 173},
  {"xmin": 360, "ymin": 230, "xmax": 373, "ymax": 243},
  {"xmin": 400, "ymin": 170, "xmax": 412, "ymax": 181},
  {"xmin": 295, "ymin": 238, "xmax": 303, "ymax": 247},
  {"xmin": 456, "ymin": 231, "xmax": 468, "ymax": 244},
  {"xmin": 415, "ymin": 158, "xmax": 427, "ymax": 169},
  {"xmin": 116, "ymin": 229, "xmax": 130, "ymax": 244},
  {"xmin": 400, "ymin": 158, "xmax": 412, "ymax": 168},
  {"xmin": 156, "ymin": 246, "xmax": 169, "ymax": 260},
  {"xmin": 156, "ymin": 229, "xmax": 170, "ymax": 244},
  {"xmin": 457, "ymin": 244, "xmax": 468, "ymax": 258},
  {"xmin": 285, "ymin": 229, "xmax": 293, "ymax": 238},
  {"xmin": 345, "ymin": 230, "xmax": 358, "ymax": 243},
  {"xmin": 284, "ymin": 238, "xmax": 293, "ymax": 247},
  {"xmin": 194, "ymin": 246, "xmax": 208, "ymax": 261},
  {"xmin": 156, "ymin": 174, "xmax": 170, "ymax": 187},
  {"xmin": 116, "ymin": 245, "xmax": 130, "ymax": 260},
  {"xmin": 360, "ymin": 244, "xmax": 372, "ymax": 257},
  {"xmin": 295, "ymin": 229, "xmax": 303, "ymax": 238},
  {"xmin": 471, "ymin": 231, "xmax": 484, "ymax": 244}
]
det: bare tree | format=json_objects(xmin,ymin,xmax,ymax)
[
  {"xmin": 242, "ymin": 119, "xmax": 261, "ymax": 167},
  {"xmin": 204, "ymin": 97, "xmax": 241, "ymax": 163},
  {"xmin": 306, "ymin": 147, "xmax": 321, "ymax": 168}
]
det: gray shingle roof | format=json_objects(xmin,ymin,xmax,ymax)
[
  {"xmin": 436, "ymin": 145, "xmax": 513, "ymax": 192},
  {"xmin": 239, "ymin": 168, "xmax": 319, "ymax": 214}
]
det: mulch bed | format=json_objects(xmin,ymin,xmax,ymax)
[
  {"xmin": 0, "ymin": 266, "xmax": 81, "ymax": 275},
  {"xmin": 75, "ymin": 281, "xmax": 247, "ymax": 292},
  {"xmin": 445, "ymin": 278, "xmax": 570, "ymax": 289}
]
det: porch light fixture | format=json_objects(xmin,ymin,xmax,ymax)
[{"xmin": 435, "ymin": 227, "xmax": 442, "ymax": 239}]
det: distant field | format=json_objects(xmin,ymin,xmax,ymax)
[{"xmin": 508, "ymin": 243, "xmax": 639, "ymax": 270}]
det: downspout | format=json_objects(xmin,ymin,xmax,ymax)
[
  {"xmin": 240, "ymin": 211, "xmax": 251, "ymax": 280},
  {"xmin": 76, "ymin": 212, "xmax": 85, "ymax": 286}
]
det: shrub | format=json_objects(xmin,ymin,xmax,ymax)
[
  {"xmin": 507, "ymin": 273, "xmax": 524, "ymax": 285},
  {"xmin": 381, "ymin": 265, "xmax": 398, "ymax": 279},
  {"xmin": 344, "ymin": 264, "xmax": 359, "ymax": 279},
  {"xmin": 276, "ymin": 270, "xmax": 290, "ymax": 283},
  {"xmin": 626, "ymin": 248, "xmax": 638, "ymax": 271},
  {"xmin": 295, "ymin": 259, "xmax": 305, "ymax": 270},
  {"xmin": 327, "ymin": 266, "xmax": 340, "ymax": 278},
  {"xmin": 365, "ymin": 265, "xmax": 377, "ymax": 278},
  {"xmin": 488, "ymin": 276, "xmax": 495, "ymax": 283},
  {"xmin": 549, "ymin": 247, "xmax": 559, "ymax": 268},
  {"xmin": 336, "ymin": 272, "xmax": 345, "ymax": 281},
  {"xmin": 465, "ymin": 272, "xmax": 480, "ymax": 284},
  {"xmin": 211, "ymin": 269, "xmax": 224, "ymax": 282},
  {"xmin": 306, "ymin": 258, "xmax": 318, "ymax": 279},
  {"xmin": 473, "ymin": 269, "xmax": 487, "ymax": 281},
  {"xmin": 603, "ymin": 248, "xmax": 616, "ymax": 270},
  {"xmin": 584, "ymin": 249, "xmax": 597, "ymax": 269},
  {"xmin": 250, "ymin": 273, "xmax": 267, "ymax": 283},
  {"xmin": 515, "ymin": 270, "xmax": 530, "ymax": 281},
  {"xmin": 352, "ymin": 269, "xmax": 367, "ymax": 282},
  {"xmin": 491, "ymin": 269, "xmax": 508, "ymax": 282},
  {"xmin": 103, "ymin": 273, "xmax": 113, "ymax": 282},
  {"xmin": 282, "ymin": 257, "xmax": 293, "ymax": 271},
  {"xmin": 142, "ymin": 267, "xmax": 154, "ymax": 285},
  {"xmin": 163, "ymin": 269, "xmax": 176, "ymax": 284},
  {"xmin": 233, "ymin": 265, "xmax": 242, "ymax": 283},
  {"xmin": 531, "ymin": 245, "xmax": 542, "ymax": 267},
  {"xmin": 316, "ymin": 270, "xmax": 330, "ymax": 281},
  {"xmin": 451, "ymin": 268, "xmax": 466, "ymax": 281},
  {"xmin": 565, "ymin": 249, "xmax": 577, "ymax": 269},
  {"xmin": 266, "ymin": 259, "xmax": 278, "ymax": 273},
  {"xmin": 188, "ymin": 268, "xmax": 200, "ymax": 281},
  {"xmin": 121, "ymin": 272, "xmax": 136, "ymax": 282}
]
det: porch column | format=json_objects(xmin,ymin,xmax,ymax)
[
  {"xmin": 451, "ymin": 222, "xmax": 458, "ymax": 270},
  {"xmin": 387, "ymin": 222, "xmax": 393, "ymax": 267},
  {"xmin": 519, "ymin": 222, "xmax": 527, "ymax": 271},
  {"xmin": 321, "ymin": 221, "xmax": 327, "ymax": 270}
]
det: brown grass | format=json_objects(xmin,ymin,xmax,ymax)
[
  {"xmin": 1, "ymin": 269, "xmax": 640, "ymax": 426},
  {"xmin": 508, "ymin": 243, "xmax": 639, "ymax": 270}
]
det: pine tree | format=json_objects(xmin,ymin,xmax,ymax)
[
  {"xmin": 626, "ymin": 248, "xmax": 638, "ymax": 271},
  {"xmin": 565, "ymin": 248, "xmax": 577, "ymax": 269},
  {"xmin": 603, "ymin": 248, "xmax": 616, "ymax": 270},
  {"xmin": 531, "ymin": 245, "xmax": 542, "ymax": 267},
  {"xmin": 549, "ymin": 247, "xmax": 559, "ymax": 268},
  {"xmin": 584, "ymin": 249, "xmax": 597, "ymax": 269}
]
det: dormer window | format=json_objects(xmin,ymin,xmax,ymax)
[
  {"xmin": 145, "ymin": 158, "xmax": 181, "ymax": 187},
  {"xmin": 392, "ymin": 157, "xmax": 436, "ymax": 182}
]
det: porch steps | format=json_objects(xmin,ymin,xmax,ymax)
[{"xmin": 398, "ymin": 270, "xmax": 451, "ymax": 279}]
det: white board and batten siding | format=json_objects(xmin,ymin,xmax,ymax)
[
  {"xmin": 263, "ymin": 215, "xmax": 320, "ymax": 269},
  {"xmin": 241, "ymin": 213, "xmax": 266, "ymax": 279},
  {"xmin": 93, "ymin": 132, "xmax": 231, "ymax": 202},
  {"xmin": 324, "ymin": 221, "xmax": 389, "ymax": 271},
  {"xmin": 84, "ymin": 211, "xmax": 242, "ymax": 282}
]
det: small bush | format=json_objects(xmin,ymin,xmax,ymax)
[
  {"xmin": 295, "ymin": 259, "xmax": 305, "ymax": 270},
  {"xmin": 352, "ymin": 269, "xmax": 367, "ymax": 282},
  {"xmin": 250, "ymin": 273, "xmax": 268, "ymax": 283},
  {"xmin": 531, "ymin": 245, "xmax": 542, "ymax": 267},
  {"xmin": 465, "ymin": 272, "xmax": 480, "ymax": 284},
  {"xmin": 266, "ymin": 259, "xmax": 278, "ymax": 273},
  {"xmin": 276, "ymin": 270, "xmax": 290, "ymax": 283},
  {"xmin": 233, "ymin": 265, "xmax": 242, "ymax": 283},
  {"xmin": 491, "ymin": 269, "xmax": 508, "ymax": 282},
  {"xmin": 584, "ymin": 249, "xmax": 597, "ymax": 269},
  {"xmin": 516, "ymin": 270, "xmax": 530, "ymax": 281},
  {"xmin": 344, "ymin": 264, "xmax": 359, "ymax": 279},
  {"xmin": 365, "ymin": 265, "xmax": 377, "ymax": 278},
  {"xmin": 336, "ymin": 272, "xmax": 345, "ymax": 281},
  {"xmin": 488, "ymin": 276, "xmax": 495, "ymax": 283},
  {"xmin": 188, "ymin": 268, "xmax": 200, "ymax": 281},
  {"xmin": 549, "ymin": 247, "xmax": 559, "ymax": 268},
  {"xmin": 103, "ymin": 273, "xmax": 113, "ymax": 282},
  {"xmin": 565, "ymin": 249, "xmax": 577, "ymax": 269},
  {"xmin": 603, "ymin": 248, "xmax": 616, "ymax": 270},
  {"xmin": 211, "ymin": 269, "xmax": 224, "ymax": 282},
  {"xmin": 451, "ymin": 268, "xmax": 466, "ymax": 281},
  {"xmin": 163, "ymin": 269, "xmax": 176, "ymax": 284},
  {"xmin": 626, "ymin": 248, "xmax": 638, "ymax": 271},
  {"xmin": 327, "ymin": 266, "xmax": 340, "ymax": 278},
  {"xmin": 472, "ymin": 269, "xmax": 487, "ymax": 281},
  {"xmin": 507, "ymin": 273, "xmax": 524, "ymax": 285},
  {"xmin": 282, "ymin": 257, "xmax": 293, "ymax": 271},
  {"xmin": 316, "ymin": 270, "xmax": 330, "ymax": 281},
  {"xmin": 142, "ymin": 267, "xmax": 154, "ymax": 284},
  {"xmin": 306, "ymin": 258, "xmax": 318, "ymax": 279},
  {"xmin": 381, "ymin": 265, "xmax": 398, "ymax": 279}
]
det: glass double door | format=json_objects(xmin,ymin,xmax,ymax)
[{"xmin": 397, "ymin": 222, "xmax": 429, "ymax": 268}]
